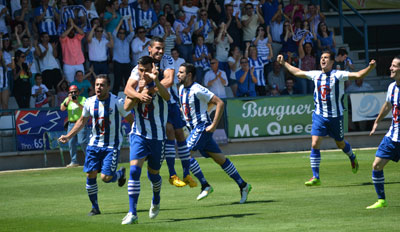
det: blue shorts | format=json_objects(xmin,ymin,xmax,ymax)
[
  {"xmin": 186, "ymin": 125, "xmax": 221, "ymax": 157},
  {"xmin": 129, "ymin": 134, "xmax": 164, "ymax": 170},
  {"xmin": 167, "ymin": 103, "xmax": 186, "ymax": 129},
  {"xmin": 376, "ymin": 136, "xmax": 400, "ymax": 162},
  {"xmin": 84, "ymin": 146, "xmax": 120, "ymax": 176},
  {"xmin": 311, "ymin": 113, "xmax": 344, "ymax": 141}
]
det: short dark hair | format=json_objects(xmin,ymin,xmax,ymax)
[
  {"xmin": 96, "ymin": 74, "xmax": 111, "ymax": 86},
  {"xmin": 171, "ymin": 47, "xmax": 179, "ymax": 54},
  {"xmin": 337, "ymin": 47, "xmax": 348, "ymax": 56},
  {"xmin": 150, "ymin": 36, "xmax": 164, "ymax": 47},
  {"xmin": 75, "ymin": 70, "xmax": 84, "ymax": 77},
  {"xmin": 22, "ymin": 35, "xmax": 30, "ymax": 41},
  {"xmin": 180, "ymin": 63, "xmax": 196, "ymax": 79},
  {"xmin": 40, "ymin": 32, "xmax": 49, "ymax": 37},
  {"xmin": 322, "ymin": 50, "xmax": 336, "ymax": 61},
  {"xmin": 35, "ymin": 73, "xmax": 42, "ymax": 80},
  {"xmin": 138, "ymin": 55, "xmax": 155, "ymax": 66}
]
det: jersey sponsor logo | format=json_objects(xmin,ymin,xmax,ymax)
[
  {"xmin": 182, "ymin": 103, "xmax": 190, "ymax": 120},
  {"xmin": 95, "ymin": 117, "xmax": 111, "ymax": 135},
  {"xmin": 141, "ymin": 103, "xmax": 154, "ymax": 120},
  {"xmin": 393, "ymin": 105, "xmax": 400, "ymax": 123},
  {"xmin": 318, "ymin": 85, "xmax": 331, "ymax": 101}
]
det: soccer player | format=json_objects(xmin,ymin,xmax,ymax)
[
  {"xmin": 177, "ymin": 63, "xmax": 252, "ymax": 203},
  {"xmin": 124, "ymin": 36, "xmax": 195, "ymax": 188},
  {"xmin": 367, "ymin": 55, "xmax": 400, "ymax": 209},
  {"xmin": 58, "ymin": 75, "xmax": 134, "ymax": 216},
  {"xmin": 121, "ymin": 56, "xmax": 170, "ymax": 225},
  {"xmin": 277, "ymin": 52, "xmax": 376, "ymax": 186}
]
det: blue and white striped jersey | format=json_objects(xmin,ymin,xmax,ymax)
[
  {"xmin": 305, "ymin": 70, "xmax": 349, "ymax": 118},
  {"xmin": 158, "ymin": 55, "xmax": 178, "ymax": 104},
  {"xmin": 119, "ymin": 3, "xmax": 136, "ymax": 31},
  {"xmin": 194, "ymin": 45, "xmax": 210, "ymax": 70},
  {"xmin": 385, "ymin": 82, "xmax": 400, "ymax": 142},
  {"xmin": 173, "ymin": 19, "xmax": 192, "ymax": 44},
  {"xmin": 129, "ymin": 65, "xmax": 168, "ymax": 140},
  {"xmin": 136, "ymin": 7, "xmax": 157, "ymax": 30},
  {"xmin": 83, "ymin": 93, "xmax": 130, "ymax": 149},
  {"xmin": 179, "ymin": 82, "xmax": 214, "ymax": 130},
  {"xmin": 248, "ymin": 57, "xmax": 269, "ymax": 86},
  {"xmin": 34, "ymin": 6, "xmax": 59, "ymax": 36}
]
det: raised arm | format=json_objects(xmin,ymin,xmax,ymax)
[
  {"xmin": 370, "ymin": 101, "xmax": 391, "ymax": 136},
  {"xmin": 277, "ymin": 54, "xmax": 308, "ymax": 78},
  {"xmin": 348, "ymin": 60, "xmax": 376, "ymax": 80}
]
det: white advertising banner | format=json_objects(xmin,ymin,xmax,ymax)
[{"xmin": 350, "ymin": 92, "xmax": 390, "ymax": 122}]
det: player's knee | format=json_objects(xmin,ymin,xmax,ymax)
[
  {"xmin": 130, "ymin": 165, "xmax": 141, "ymax": 180},
  {"xmin": 101, "ymin": 175, "xmax": 112, "ymax": 183},
  {"xmin": 335, "ymin": 140, "xmax": 345, "ymax": 149},
  {"xmin": 372, "ymin": 162, "xmax": 383, "ymax": 171}
]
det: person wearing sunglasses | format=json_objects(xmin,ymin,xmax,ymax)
[{"xmin": 60, "ymin": 84, "xmax": 89, "ymax": 168}]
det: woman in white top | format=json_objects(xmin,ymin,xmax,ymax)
[
  {"xmin": 252, "ymin": 25, "xmax": 273, "ymax": 61},
  {"xmin": 227, "ymin": 46, "xmax": 242, "ymax": 97},
  {"xmin": 215, "ymin": 23, "xmax": 233, "ymax": 85}
]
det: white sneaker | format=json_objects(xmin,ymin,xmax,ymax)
[
  {"xmin": 239, "ymin": 183, "xmax": 252, "ymax": 204},
  {"xmin": 196, "ymin": 186, "xmax": 213, "ymax": 201},
  {"xmin": 149, "ymin": 202, "xmax": 160, "ymax": 219},
  {"xmin": 121, "ymin": 212, "xmax": 138, "ymax": 225}
]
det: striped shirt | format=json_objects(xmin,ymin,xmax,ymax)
[
  {"xmin": 129, "ymin": 66, "xmax": 168, "ymax": 140},
  {"xmin": 34, "ymin": 5, "xmax": 59, "ymax": 35},
  {"xmin": 252, "ymin": 37, "xmax": 270, "ymax": 58},
  {"xmin": 385, "ymin": 82, "xmax": 400, "ymax": 141},
  {"xmin": 248, "ymin": 56, "xmax": 269, "ymax": 86},
  {"xmin": 194, "ymin": 45, "xmax": 210, "ymax": 70},
  {"xmin": 179, "ymin": 82, "xmax": 214, "ymax": 130},
  {"xmin": 136, "ymin": 7, "xmax": 157, "ymax": 30},
  {"xmin": 119, "ymin": 3, "xmax": 137, "ymax": 31},
  {"xmin": 83, "ymin": 94, "xmax": 130, "ymax": 149},
  {"xmin": 173, "ymin": 19, "xmax": 192, "ymax": 44},
  {"xmin": 305, "ymin": 70, "xmax": 349, "ymax": 118},
  {"xmin": 0, "ymin": 67, "xmax": 6, "ymax": 89}
]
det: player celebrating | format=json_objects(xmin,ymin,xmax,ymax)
[
  {"xmin": 58, "ymin": 75, "xmax": 134, "ymax": 216},
  {"xmin": 277, "ymin": 52, "xmax": 376, "ymax": 186},
  {"xmin": 367, "ymin": 55, "xmax": 400, "ymax": 209},
  {"xmin": 121, "ymin": 56, "xmax": 170, "ymax": 225},
  {"xmin": 177, "ymin": 63, "xmax": 252, "ymax": 203}
]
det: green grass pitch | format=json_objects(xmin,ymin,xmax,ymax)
[{"xmin": 0, "ymin": 149, "xmax": 399, "ymax": 232}]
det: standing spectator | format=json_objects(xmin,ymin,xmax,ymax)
[
  {"xmin": 0, "ymin": 2, "xmax": 10, "ymax": 36},
  {"xmin": 214, "ymin": 23, "xmax": 233, "ymax": 79},
  {"xmin": 173, "ymin": 10, "xmax": 195, "ymax": 63},
  {"xmin": 179, "ymin": 0, "xmax": 199, "ymax": 28},
  {"xmin": 346, "ymin": 78, "xmax": 373, "ymax": 93},
  {"xmin": 252, "ymin": 25, "xmax": 273, "ymax": 61},
  {"xmin": 131, "ymin": 26, "xmax": 150, "ymax": 66},
  {"xmin": 267, "ymin": 60, "xmax": 285, "ymax": 92},
  {"xmin": 297, "ymin": 35, "xmax": 316, "ymax": 94},
  {"xmin": 193, "ymin": 35, "xmax": 211, "ymax": 86},
  {"xmin": 31, "ymin": 74, "xmax": 55, "ymax": 108},
  {"xmin": 119, "ymin": 0, "xmax": 137, "ymax": 32},
  {"xmin": 60, "ymin": 18, "xmax": 86, "ymax": 83},
  {"xmin": 269, "ymin": 6, "xmax": 284, "ymax": 60},
  {"xmin": 280, "ymin": 77, "xmax": 298, "ymax": 95},
  {"xmin": 194, "ymin": 9, "xmax": 217, "ymax": 55},
  {"xmin": 136, "ymin": 0, "xmax": 158, "ymax": 34},
  {"xmin": 71, "ymin": 70, "xmax": 93, "ymax": 98},
  {"xmin": 12, "ymin": 50, "xmax": 31, "ymax": 108},
  {"xmin": 241, "ymin": 3, "xmax": 264, "ymax": 46},
  {"xmin": 56, "ymin": 78, "xmax": 69, "ymax": 104},
  {"xmin": 112, "ymin": 18, "xmax": 134, "ymax": 94},
  {"xmin": 163, "ymin": 4, "xmax": 175, "ymax": 25},
  {"xmin": 199, "ymin": 0, "xmax": 223, "ymax": 25},
  {"xmin": 14, "ymin": 0, "xmax": 35, "ymax": 36},
  {"xmin": 235, "ymin": 57, "xmax": 257, "ymax": 97},
  {"xmin": 161, "ymin": 20, "xmax": 180, "ymax": 57},
  {"xmin": 17, "ymin": 35, "xmax": 39, "ymax": 84},
  {"xmin": 58, "ymin": 0, "xmax": 79, "ymax": 33},
  {"xmin": 2, "ymin": 36, "xmax": 14, "ymax": 98},
  {"xmin": 0, "ymin": 50, "xmax": 8, "ymax": 112},
  {"xmin": 284, "ymin": 0, "xmax": 304, "ymax": 21},
  {"xmin": 34, "ymin": 32, "xmax": 62, "ymax": 92},
  {"xmin": 80, "ymin": 0, "xmax": 99, "ymax": 32},
  {"xmin": 227, "ymin": 46, "xmax": 242, "ymax": 96},
  {"xmin": 204, "ymin": 59, "xmax": 228, "ymax": 98},
  {"xmin": 305, "ymin": 4, "xmax": 325, "ymax": 38},
  {"xmin": 293, "ymin": 20, "xmax": 314, "ymax": 45},
  {"xmin": 260, "ymin": 0, "xmax": 280, "ymax": 26},
  {"xmin": 87, "ymin": 24, "xmax": 114, "ymax": 75},
  {"xmin": 60, "ymin": 84, "xmax": 89, "ymax": 168},
  {"xmin": 224, "ymin": 0, "xmax": 243, "ymax": 21},
  {"xmin": 317, "ymin": 22, "xmax": 336, "ymax": 54},
  {"xmin": 34, "ymin": 0, "xmax": 60, "ymax": 42},
  {"xmin": 222, "ymin": 3, "xmax": 242, "ymax": 51},
  {"xmin": 245, "ymin": 43, "xmax": 269, "ymax": 96},
  {"xmin": 151, "ymin": 14, "xmax": 167, "ymax": 38},
  {"xmin": 280, "ymin": 21, "xmax": 298, "ymax": 60},
  {"xmin": 171, "ymin": 47, "xmax": 185, "ymax": 80},
  {"xmin": 104, "ymin": 0, "xmax": 122, "ymax": 33}
]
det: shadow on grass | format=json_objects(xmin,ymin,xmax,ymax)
[
  {"xmin": 103, "ymin": 207, "xmax": 183, "ymax": 215},
  {"xmin": 213, "ymin": 199, "xmax": 277, "ymax": 206},
  {"xmin": 322, "ymin": 181, "xmax": 400, "ymax": 188},
  {"xmin": 164, "ymin": 212, "xmax": 259, "ymax": 222}
]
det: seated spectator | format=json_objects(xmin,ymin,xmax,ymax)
[
  {"xmin": 346, "ymin": 79, "xmax": 373, "ymax": 93},
  {"xmin": 267, "ymin": 60, "xmax": 285, "ymax": 92},
  {"xmin": 60, "ymin": 18, "xmax": 86, "ymax": 83},
  {"xmin": 280, "ymin": 78, "xmax": 299, "ymax": 95},
  {"xmin": 235, "ymin": 57, "xmax": 257, "ymax": 97},
  {"xmin": 71, "ymin": 70, "xmax": 93, "ymax": 98},
  {"xmin": 0, "ymin": 50, "xmax": 8, "ymax": 113},
  {"xmin": 269, "ymin": 84, "xmax": 280, "ymax": 96},
  {"xmin": 245, "ymin": 43, "xmax": 269, "ymax": 96},
  {"xmin": 193, "ymin": 35, "xmax": 211, "ymax": 85},
  {"xmin": 227, "ymin": 45, "xmax": 242, "ymax": 96},
  {"xmin": 284, "ymin": 0, "xmax": 304, "ymax": 21},
  {"xmin": 12, "ymin": 50, "xmax": 31, "ymax": 108},
  {"xmin": 204, "ymin": 59, "xmax": 228, "ymax": 98},
  {"xmin": 131, "ymin": 26, "xmax": 150, "ymax": 66},
  {"xmin": 87, "ymin": 24, "xmax": 114, "ymax": 75},
  {"xmin": 34, "ymin": 32, "xmax": 62, "ymax": 92},
  {"xmin": 317, "ymin": 21, "xmax": 336, "ymax": 54},
  {"xmin": 297, "ymin": 35, "xmax": 316, "ymax": 94},
  {"xmin": 56, "ymin": 78, "xmax": 69, "ymax": 105},
  {"xmin": 31, "ymin": 74, "xmax": 55, "ymax": 108}
]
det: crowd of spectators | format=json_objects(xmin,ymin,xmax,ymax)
[{"xmin": 0, "ymin": 0, "xmax": 367, "ymax": 114}]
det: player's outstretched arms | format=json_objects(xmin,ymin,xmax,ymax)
[
  {"xmin": 277, "ymin": 54, "xmax": 308, "ymax": 79},
  {"xmin": 370, "ymin": 101, "xmax": 391, "ymax": 136},
  {"xmin": 348, "ymin": 59, "xmax": 376, "ymax": 80}
]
